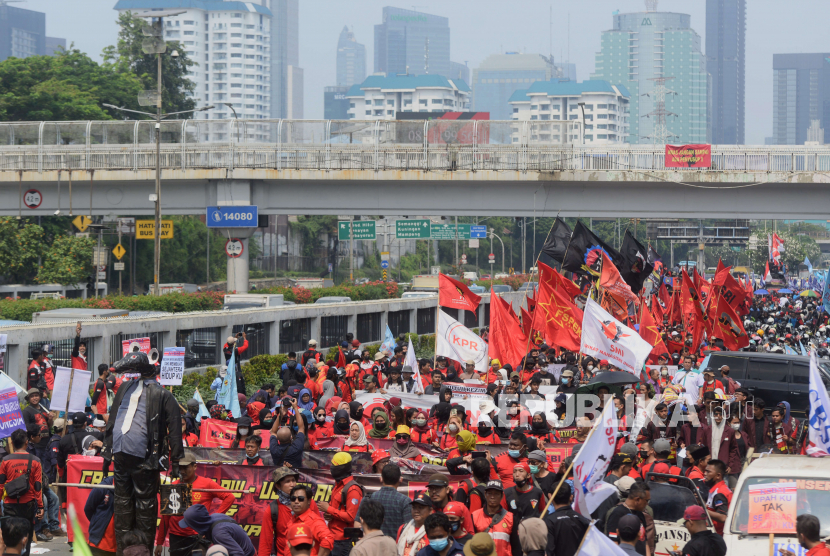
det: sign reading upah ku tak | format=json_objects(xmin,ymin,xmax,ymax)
[{"xmin": 136, "ymin": 220, "xmax": 174, "ymax": 239}]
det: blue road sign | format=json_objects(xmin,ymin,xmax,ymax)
[
  {"xmin": 381, "ymin": 260, "xmax": 389, "ymax": 269},
  {"xmin": 207, "ymin": 206, "xmax": 258, "ymax": 228},
  {"xmin": 470, "ymin": 225, "xmax": 487, "ymax": 238},
  {"xmin": 328, "ymin": 263, "xmax": 333, "ymax": 273}
]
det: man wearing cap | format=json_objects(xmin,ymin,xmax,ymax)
[
  {"xmin": 471, "ymin": 480, "xmax": 513, "ymax": 556},
  {"xmin": 544, "ymin": 482, "xmax": 589, "ymax": 556},
  {"xmin": 21, "ymin": 389, "xmax": 52, "ymax": 451},
  {"xmin": 58, "ymin": 412, "xmax": 102, "ymax": 476},
  {"xmin": 503, "ymin": 462, "xmax": 542, "ymax": 556},
  {"xmin": 302, "ymin": 340, "xmax": 322, "ymax": 368},
  {"xmin": 526, "ymin": 451, "xmax": 554, "ymax": 498},
  {"xmin": 359, "ymin": 464, "xmax": 412, "ymax": 539},
  {"xmin": 458, "ymin": 361, "xmax": 480, "ymax": 382},
  {"xmin": 285, "ymin": 522, "xmax": 317, "ymax": 556},
  {"xmin": 398, "ymin": 493, "xmax": 432, "ymax": 556},
  {"xmin": 640, "ymin": 438, "xmax": 681, "ymax": 481},
  {"xmin": 557, "ymin": 370, "xmax": 578, "ymax": 394},
  {"xmin": 27, "ymin": 349, "xmax": 48, "ymax": 395},
  {"xmin": 401, "ymin": 366, "xmax": 417, "ymax": 393},
  {"xmin": 678, "ymin": 505, "xmax": 726, "ymax": 556},
  {"xmin": 285, "ymin": 485, "xmax": 332, "ymax": 556},
  {"xmin": 698, "ymin": 368, "xmax": 724, "ymax": 400},
  {"xmin": 257, "ymin": 467, "xmax": 300, "ymax": 556},
  {"xmin": 316, "ymin": 452, "xmax": 364, "ymax": 556},
  {"xmin": 155, "ymin": 456, "xmax": 234, "ymax": 556}
]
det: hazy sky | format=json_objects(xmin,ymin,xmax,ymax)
[{"xmin": 25, "ymin": 0, "xmax": 830, "ymax": 144}]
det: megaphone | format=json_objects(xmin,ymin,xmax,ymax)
[{"xmin": 148, "ymin": 348, "xmax": 160, "ymax": 365}]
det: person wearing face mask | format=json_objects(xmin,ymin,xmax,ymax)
[
  {"xmin": 348, "ymin": 402, "xmax": 369, "ymax": 428},
  {"xmin": 257, "ymin": 467, "xmax": 300, "ymax": 556},
  {"xmin": 307, "ymin": 408, "xmax": 331, "ymax": 448},
  {"xmin": 316, "ymin": 452, "xmax": 365, "ymax": 556},
  {"xmin": 503, "ymin": 463, "xmax": 542, "ymax": 556},
  {"xmin": 470, "ymin": 481, "xmax": 513, "ymax": 556},
  {"xmin": 526, "ymin": 412, "xmax": 555, "ymax": 445},
  {"xmin": 492, "ymin": 432, "xmax": 529, "ymax": 489},
  {"xmin": 390, "ymin": 426, "xmax": 423, "ymax": 461},
  {"xmin": 231, "ymin": 416, "xmax": 254, "ymax": 449},
  {"xmin": 331, "ymin": 409, "xmax": 351, "ymax": 437},
  {"xmin": 441, "ymin": 502, "xmax": 473, "ymax": 546},
  {"xmin": 410, "ymin": 411, "xmax": 436, "ymax": 445},
  {"xmin": 440, "ymin": 415, "xmax": 464, "ymax": 451},
  {"xmin": 726, "ymin": 414, "xmax": 747, "ymax": 488},
  {"xmin": 557, "ymin": 370, "xmax": 578, "ymax": 394},
  {"xmin": 239, "ymin": 436, "xmax": 263, "ymax": 466},
  {"xmin": 368, "ymin": 409, "xmax": 393, "ymax": 440},
  {"xmin": 698, "ymin": 368, "xmax": 725, "ymax": 400},
  {"xmin": 415, "ymin": 513, "xmax": 465, "ymax": 556},
  {"xmin": 154, "ymin": 456, "xmax": 234, "ymax": 556},
  {"xmin": 703, "ymin": 459, "xmax": 732, "ymax": 536},
  {"xmin": 526, "ymin": 450, "xmax": 555, "ymax": 498},
  {"xmin": 474, "ymin": 417, "xmax": 501, "ymax": 445}
]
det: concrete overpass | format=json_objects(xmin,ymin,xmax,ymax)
[{"xmin": 1, "ymin": 119, "xmax": 830, "ymax": 219}]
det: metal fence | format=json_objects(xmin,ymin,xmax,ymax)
[{"xmin": 1, "ymin": 119, "xmax": 828, "ymax": 173}]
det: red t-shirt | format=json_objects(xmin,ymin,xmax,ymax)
[{"xmin": 155, "ymin": 476, "xmax": 234, "ymax": 544}]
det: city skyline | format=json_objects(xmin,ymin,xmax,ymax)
[{"xmin": 13, "ymin": 0, "xmax": 830, "ymax": 144}]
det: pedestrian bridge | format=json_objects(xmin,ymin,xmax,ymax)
[{"xmin": 1, "ymin": 119, "xmax": 829, "ymax": 219}]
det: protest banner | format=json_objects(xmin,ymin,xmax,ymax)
[
  {"xmin": 52, "ymin": 367, "xmax": 91, "ymax": 416},
  {"xmin": 0, "ymin": 334, "xmax": 6, "ymax": 372},
  {"xmin": 747, "ymin": 482, "xmax": 797, "ymax": 535},
  {"xmin": 580, "ymin": 298, "xmax": 652, "ymax": 374},
  {"xmin": 0, "ymin": 387, "xmax": 25, "ymax": 439},
  {"xmin": 159, "ymin": 347, "xmax": 185, "ymax": 386},
  {"xmin": 198, "ymin": 418, "xmax": 271, "ymax": 448},
  {"xmin": 121, "ymin": 337, "xmax": 151, "ymax": 357},
  {"xmin": 436, "ymin": 310, "xmax": 489, "ymax": 372},
  {"xmin": 665, "ymin": 144, "xmax": 712, "ymax": 168}
]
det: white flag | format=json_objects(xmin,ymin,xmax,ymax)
[
  {"xmin": 572, "ymin": 401, "xmax": 619, "ymax": 517},
  {"xmin": 436, "ymin": 310, "xmax": 489, "ymax": 372},
  {"xmin": 807, "ymin": 350, "xmax": 830, "ymax": 457},
  {"xmin": 405, "ymin": 336, "xmax": 424, "ymax": 394},
  {"xmin": 580, "ymin": 297, "xmax": 652, "ymax": 374},
  {"xmin": 575, "ymin": 525, "xmax": 629, "ymax": 556}
]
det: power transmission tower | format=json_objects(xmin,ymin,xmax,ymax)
[{"xmin": 641, "ymin": 76, "xmax": 677, "ymax": 145}]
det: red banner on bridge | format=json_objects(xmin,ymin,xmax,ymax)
[{"xmin": 665, "ymin": 144, "xmax": 711, "ymax": 168}]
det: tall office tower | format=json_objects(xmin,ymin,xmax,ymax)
[
  {"xmin": 374, "ymin": 7, "xmax": 450, "ymax": 77},
  {"xmin": 0, "ymin": 3, "xmax": 64, "ymax": 61},
  {"xmin": 267, "ymin": 0, "xmax": 300, "ymax": 118},
  {"xmin": 336, "ymin": 25, "xmax": 365, "ymax": 87},
  {"xmin": 472, "ymin": 53, "xmax": 560, "ymax": 120},
  {"xmin": 706, "ymin": 0, "xmax": 745, "ymax": 144},
  {"xmin": 591, "ymin": 0, "xmax": 708, "ymax": 144},
  {"xmin": 772, "ymin": 53, "xmax": 830, "ymax": 145}
]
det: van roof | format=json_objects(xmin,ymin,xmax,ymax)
[{"xmin": 743, "ymin": 455, "xmax": 830, "ymax": 477}]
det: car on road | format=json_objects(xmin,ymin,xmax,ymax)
[
  {"xmin": 708, "ymin": 351, "xmax": 830, "ymax": 417},
  {"xmin": 401, "ymin": 292, "xmax": 437, "ymax": 299},
  {"xmin": 494, "ymin": 273, "xmax": 509, "ymax": 279},
  {"xmin": 491, "ymin": 285, "xmax": 512, "ymax": 294},
  {"xmin": 314, "ymin": 296, "xmax": 352, "ymax": 304},
  {"xmin": 517, "ymin": 282, "xmax": 538, "ymax": 292},
  {"xmin": 468, "ymin": 285, "xmax": 486, "ymax": 295}
]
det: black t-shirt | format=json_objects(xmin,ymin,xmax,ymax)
[
  {"xmin": 681, "ymin": 530, "xmax": 727, "ymax": 556},
  {"xmin": 605, "ymin": 505, "xmax": 647, "ymax": 555},
  {"xmin": 534, "ymin": 472, "xmax": 558, "ymax": 497},
  {"xmin": 505, "ymin": 485, "xmax": 544, "ymax": 556},
  {"xmin": 753, "ymin": 417, "xmax": 766, "ymax": 448}
]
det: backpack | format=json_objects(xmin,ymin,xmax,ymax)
[
  {"xmin": 460, "ymin": 479, "xmax": 485, "ymax": 510},
  {"xmin": 339, "ymin": 480, "xmax": 365, "ymax": 510},
  {"xmin": 5, "ymin": 455, "xmax": 33, "ymax": 499}
]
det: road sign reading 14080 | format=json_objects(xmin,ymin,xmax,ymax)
[
  {"xmin": 338, "ymin": 220, "xmax": 376, "ymax": 240},
  {"xmin": 396, "ymin": 220, "xmax": 430, "ymax": 239}
]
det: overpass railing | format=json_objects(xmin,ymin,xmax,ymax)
[{"xmin": 0, "ymin": 119, "xmax": 828, "ymax": 173}]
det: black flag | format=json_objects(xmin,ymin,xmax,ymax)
[
  {"xmin": 619, "ymin": 230, "xmax": 654, "ymax": 293},
  {"xmin": 540, "ymin": 217, "xmax": 572, "ymax": 263},
  {"xmin": 562, "ymin": 221, "xmax": 625, "ymax": 276}
]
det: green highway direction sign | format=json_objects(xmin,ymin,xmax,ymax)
[
  {"xmin": 396, "ymin": 219, "xmax": 431, "ymax": 239},
  {"xmin": 430, "ymin": 223, "xmax": 471, "ymax": 240},
  {"xmin": 338, "ymin": 220, "xmax": 376, "ymax": 240}
]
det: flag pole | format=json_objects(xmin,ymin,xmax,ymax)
[
  {"xmin": 571, "ymin": 523, "xmax": 594, "ymax": 556},
  {"xmin": 538, "ymin": 404, "xmax": 608, "ymax": 516}
]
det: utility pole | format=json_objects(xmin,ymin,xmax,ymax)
[
  {"xmin": 642, "ymin": 76, "xmax": 676, "ymax": 145},
  {"xmin": 454, "ymin": 215, "xmax": 459, "ymax": 270},
  {"xmin": 522, "ymin": 217, "xmax": 526, "ymax": 274},
  {"xmin": 118, "ymin": 224, "xmax": 122, "ymax": 295},
  {"xmin": 349, "ymin": 215, "xmax": 354, "ymax": 284}
]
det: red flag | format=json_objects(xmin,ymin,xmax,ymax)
[
  {"xmin": 764, "ymin": 261, "xmax": 772, "ymax": 281},
  {"xmin": 521, "ymin": 306, "xmax": 533, "ymax": 338},
  {"xmin": 658, "ymin": 282, "xmax": 671, "ymax": 310},
  {"xmin": 489, "ymin": 290, "xmax": 528, "ymax": 368},
  {"xmin": 532, "ymin": 264, "xmax": 584, "ymax": 352},
  {"xmin": 598, "ymin": 251, "xmax": 639, "ymax": 308},
  {"xmin": 547, "ymin": 264, "xmax": 583, "ymax": 300},
  {"xmin": 639, "ymin": 303, "xmax": 670, "ymax": 362},
  {"xmin": 337, "ymin": 346, "xmax": 346, "ymax": 369},
  {"xmin": 712, "ymin": 294, "xmax": 750, "ymax": 351},
  {"xmin": 438, "ymin": 273, "xmax": 481, "ymax": 314},
  {"xmin": 651, "ymin": 293, "xmax": 665, "ymax": 324},
  {"xmin": 668, "ymin": 287, "xmax": 682, "ymax": 325},
  {"xmin": 681, "ymin": 270, "xmax": 710, "ymax": 352}
]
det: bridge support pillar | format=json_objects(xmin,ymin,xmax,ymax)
[
  {"xmin": 227, "ymin": 238, "xmax": 250, "ymax": 294},
  {"xmin": 212, "ymin": 180, "xmax": 255, "ymax": 294}
]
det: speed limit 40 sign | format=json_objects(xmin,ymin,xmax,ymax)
[{"xmin": 225, "ymin": 238, "xmax": 244, "ymax": 258}]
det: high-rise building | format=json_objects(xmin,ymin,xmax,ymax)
[
  {"xmin": 267, "ymin": 0, "xmax": 301, "ymax": 119},
  {"xmin": 472, "ymin": 53, "xmax": 563, "ymax": 120},
  {"xmin": 336, "ymin": 25, "xmax": 365, "ymax": 87},
  {"xmin": 324, "ymin": 86, "xmax": 350, "ymax": 119},
  {"xmin": 45, "ymin": 36, "xmax": 66, "ymax": 56},
  {"xmin": 115, "ymin": 0, "xmax": 273, "ymax": 125},
  {"xmin": 0, "ymin": 3, "xmax": 65, "ymax": 61},
  {"xmin": 706, "ymin": 0, "xmax": 745, "ymax": 144},
  {"xmin": 591, "ymin": 2, "xmax": 708, "ymax": 144},
  {"xmin": 772, "ymin": 53, "xmax": 830, "ymax": 145},
  {"xmin": 374, "ymin": 7, "xmax": 450, "ymax": 78},
  {"xmin": 449, "ymin": 61, "xmax": 469, "ymax": 84}
]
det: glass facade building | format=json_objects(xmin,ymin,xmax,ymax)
[
  {"xmin": 336, "ymin": 26, "xmax": 365, "ymax": 88},
  {"xmin": 706, "ymin": 0, "xmax": 745, "ymax": 144},
  {"xmin": 591, "ymin": 10, "xmax": 708, "ymax": 144},
  {"xmin": 374, "ymin": 7, "xmax": 450, "ymax": 78},
  {"xmin": 772, "ymin": 53, "xmax": 830, "ymax": 145},
  {"xmin": 472, "ymin": 53, "xmax": 558, "ymax": 120}
]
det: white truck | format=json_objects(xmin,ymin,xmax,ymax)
[
  {"xmin": 222, "ymin": 294, "xmax": 284, "ymax": 310},
  {"xmin": 724, "ymin": 455, "xmax": 830, "ymax": 556}
]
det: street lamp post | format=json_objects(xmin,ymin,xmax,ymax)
[
  {"xmin": 578, "ymin": 102, "xmax": 586, "ymax": 145},
  {"xmin": 489, "ymin": 229, "xmax": 506, "ymax": 275}
]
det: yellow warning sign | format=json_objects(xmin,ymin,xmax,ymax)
[
  {"xmin": 136, "ymin": 220, "xmax": 174, "ymax": 239},
  {"xmin": 72, "ymin": 215, "xmax": 92, "ymax": 232},
  {"xmin": 112, "ymin": 244, "xmax": 126, "ymax": 260}
]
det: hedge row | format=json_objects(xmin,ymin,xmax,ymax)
[
  {"xmin": 0, "ymin": 281, "xmax": 402, "ymax": 322},
  {"xmin": 170, "ymin": 331, "xmax": 440, "ymax": 405}
]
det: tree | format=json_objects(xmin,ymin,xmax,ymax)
[
  {"xmin": 103, "ymin": 12, "xmax": 196, "ymax": 115},
  {"xmin": 36, "ymin": 235, "xmax": 95, "ymax": 285},
  {"xmin": 0, "ymin": 49, "xmax": 143, "ymax": 122},
  {"xmin": 0, "ymin": 218, "xmax": 44, "ymax": 283}
]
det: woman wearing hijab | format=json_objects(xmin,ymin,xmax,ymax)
[
  {"xmin": 343, "ymin": 421, "xmax": 372, "ymax": 453},
  {"xmin": 332, "ymin": 409, "xmax": 351, "ymax": 436},
  {"xmin": 307, "ymin": 406, "xmax": 332, "ymax": 448},
  {"xmin": 475, "ymin": 417, "xmax": 501, "ymax": 444},
  {"xmin": 527, "ymin": 412, "xmax": 556, "ymax": 444},
  {"xmin": 324, "ymin": 396, "xmax": 342, "ymax": 420},
  {"xmin": 429, "ymin": 402, "xmax": 452, "ymax": 436},
  {"xmin": 409, "ymin": 411, "xmax": 437, "ymax": 446},
  {"xmin": 390, "ymin": 425, "xmax": 422, "ymax": 461},
  {"xmin": 445, "ymin": 430, "xmax": 478, "ymax": 474},
  {"xmin": 368, "ymin": 409, "xmax": 393, "ymax": 439},
  {"xmin": 297, "ymin": 388, "xmax": 315, "ymax": 412},
  {"xmin": 440, "ymin": 414, "xmax": 464, "ymax": 451},
  {"xmin": 349, "ymin": 401, "xmax": 370, "ymax": 428}
]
